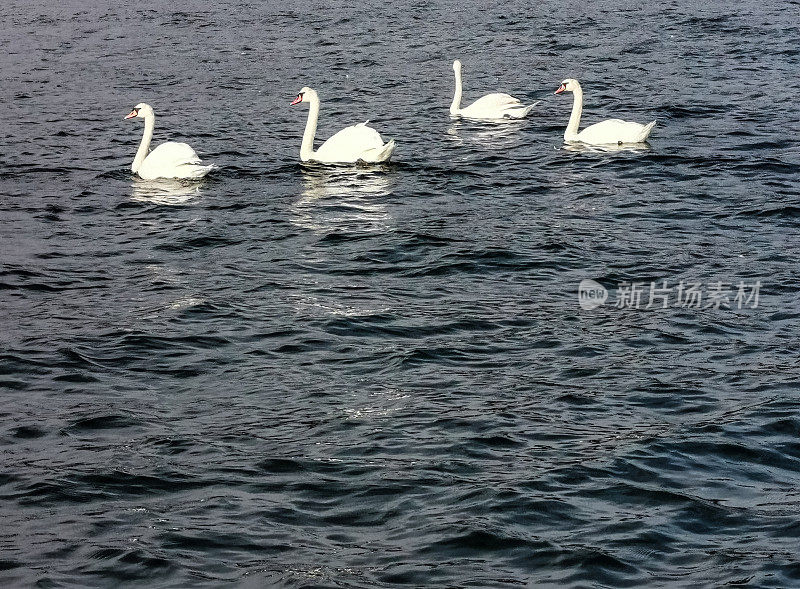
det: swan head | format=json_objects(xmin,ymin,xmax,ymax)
[
  {"xmin": 125, "ymin": 103, "xmax": 153, "ymax": 120},
  {"xmin": 453, "ymin": 59, "xmax": 462, "ymax": 72},
  {"xmin": 555, "ymin": 79, "xmax": 580, "ymax": 95},
  {"xmin": 290, "ymin": 87, "xmax": 317, "ymax": 106}
]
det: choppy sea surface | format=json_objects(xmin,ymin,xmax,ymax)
[{"xmin": 2, "ymin": 0, "xmax": 800, "ymax": 586}]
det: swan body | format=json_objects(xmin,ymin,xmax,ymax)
[
  {"xmin": 290, "ymin": 87, "xmax": 396, "ymax": 164},
  {"xmin": 450, "ymin": 60, "xmax": 537, "ymax": 120},
  {"xmin": 125, "ymin": 103, "xmax": 214, "ymax": 180},
  {"xmin": 555, "ymin": 79, "xmax": 655, "ymax": 145}
]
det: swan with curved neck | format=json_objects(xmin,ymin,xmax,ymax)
[
  {"xmin": 449, "ymin": 59, "xmax": 537, "ymax": 121},
  {"xmin": 555, "ymin": 79, "xmax": 656, "ymax": 145},
  {"xmin": 290, "ymin": 87, "xmax": 396, "ymax": 164},
  {"xmin": 124, "ymin": 103, "xmax": 214, "ymax": 180}
]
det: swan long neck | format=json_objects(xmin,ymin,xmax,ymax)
[
  {"xmin": 450, "ymin": 67, "xmax": 462, "ymax": 115},
  {"xmin": 565, "ymin": 85, "xmax": 583, "ymax": 141},
  {"xmin": 132, "ymin": 113, "xmax": 154, "ymax": 173},
  {"xmin": 300, "ymin": 94, "xmax": 320, "ymax": 162}
]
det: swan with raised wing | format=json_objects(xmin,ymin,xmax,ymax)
[
  {"xmin": 290, "ymin": 87, "xmax": 396, "ymax": 164},
  {"xmin": 555, "ymin": 79, "xmax": 656, "ymax": 145},
  {"xmin": 124, "ymin": 103, "xmax": 215, "ymax": 180},
  {"xmin": 450, "ymin": 59, "xmax": 537, "ymax": 121}
]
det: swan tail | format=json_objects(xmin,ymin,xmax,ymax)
[
  {"xmin": 637, "ymin": 120, "xmax": 656, "ymax": 142},
  {"xmin": 518, "ymin": 101, "xmax": 540, "ymax": 117},
  {"xmin": 360, "ymin": 139, "xmax": 396, "ymax": 163},
  {"xmin": 182, "ymin": 163, "xmax": 216, "ymax": 179},
  {"xmin": 504, "ymin": 101, "xmax": 540, "ymax": 119}
]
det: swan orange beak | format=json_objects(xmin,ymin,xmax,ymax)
[
  {"xmin": 555, "ymin": 84, "xmax": 566, "ymax": 95},
  {"xmin": 290, "ymin": 95, "xmax": 303, "ymax": 106},
  {"xmin": 124, "ymin": 110, "xmax": 138, "ymax": 119}
]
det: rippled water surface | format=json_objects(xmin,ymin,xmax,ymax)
[{"xmin": 2, "ymin": 0, "xmax": 800, "ymax": 586}]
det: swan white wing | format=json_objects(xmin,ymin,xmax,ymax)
[
  {"xmin": 148, "ymin": 141, "xmax": 202, "ymax": 166},
  {"xmin": 138, "ymin": 141, "xmax": 213, "ymax": 180},
  {"xmin": 458, "ymin": 93, "xmax": 535, "ymax": 120},
  {"xmin": 467, "ymin": 93, "xmax": 521, "ymax": 111},
  {"xmin": 315, "ymin": 122, "xmax": 386, "ymax": 163},
  {"xmin": 577, "ymin": 119, "xmax": 655, "ymax": 144}
]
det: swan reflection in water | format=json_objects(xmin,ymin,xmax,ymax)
[
  {"xmin": 291, "ymin": 165, "xmax": 395, "ymax": 234},
  {"xmin": 130, "ymin": 178, "xmax": 203, "ymax": 205},
  {"xmin": 446, "ymin": 118, "xmax": 527, "ymax": 151},
  {"xmin": 561, "ymin": 141, "xmax": 652, "ymax": 154}
]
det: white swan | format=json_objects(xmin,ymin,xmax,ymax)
[
  {"xmin": 555, "ymin": 79, "xmax": 656, "ymax": 145},
  {"xmin": 450, "ymin": 59, "xmax": 537, "ymax": 121},
  {"xmin": 124, "ymin": 103, "xmax": 215, "ymax": 180},
  {"xmin": 290, "ymin": 87, "xmax": 396, "ymax": 164}
]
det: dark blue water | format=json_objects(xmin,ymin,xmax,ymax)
[{"xmin": 2, "ymin": 1, "xmax": 800, "ymax": 586}]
